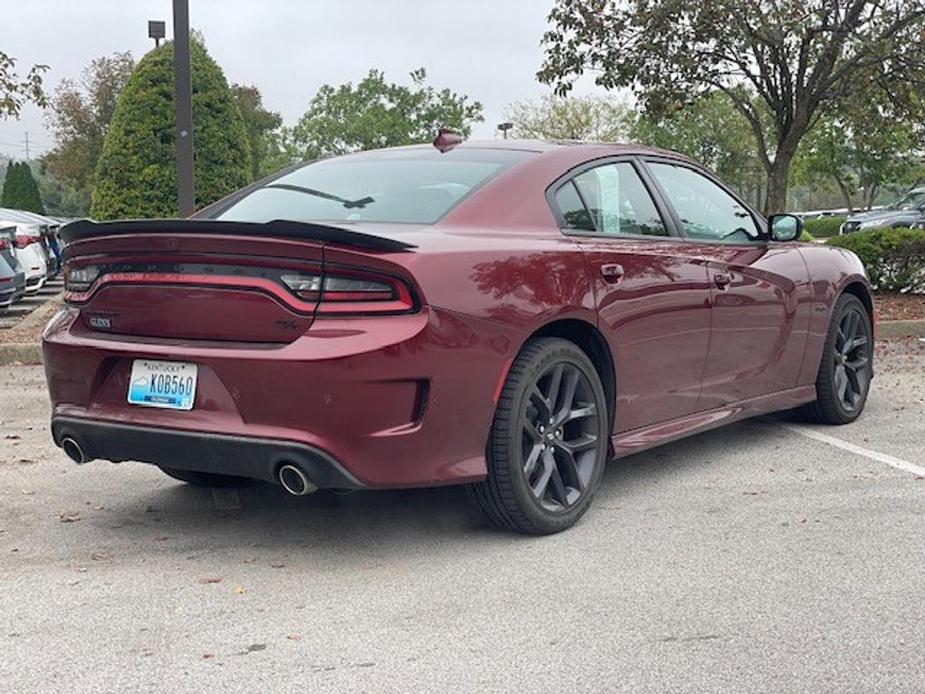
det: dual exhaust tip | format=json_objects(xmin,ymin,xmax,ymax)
[
  {"xmin": 61, "ymin": 437, "xmax": 88, "ymax": 465},
  {"xmin": 277, "ymin": 463, "xmax": 318, "ymax": 496},
  {"xmin": 60, "ymin": 436, "xmax": 317, "ymax": 497}
]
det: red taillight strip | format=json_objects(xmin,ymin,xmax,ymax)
[
  {"xmin": 65, "ymin": 272, "xmax": 320, "ymax": 314},
  {"xmin": 315, "ymin": 276, "xmax": 416, "ymax": 315}
]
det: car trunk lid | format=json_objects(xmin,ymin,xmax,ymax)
[{"xmin": 61, "ymin": 219, "xmax": 415, "ymax": 344}]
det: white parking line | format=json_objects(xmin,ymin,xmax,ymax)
[{"xmin": 780, "ymin": 423, "xmax": 925, "ymax": 477}]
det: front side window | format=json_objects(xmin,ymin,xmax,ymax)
[
  {"xmin": 556, "ymin": 162, "xmax": 667, "ymax": 237},
  {"xmin": 647, "ymin": 162, "xmax": 760, "ymax": 243},
  {"xmin": 217, "ymin": 147, "xmax": 533, "ymax": 225}
]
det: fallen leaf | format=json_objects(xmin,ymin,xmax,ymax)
[
  {"xmin": 234, "ymin": 586, "xmax": 246, "ymax": 595},
  {"xmin": 287, "ymin": 635, "xmax": 302, "ymax": 641},
  {"xmin": 59, "ymin": 511, "xmax": 81, "ymax": 523},
  {"xmin": 202, "ymin": 653, "xmax": 215, "ymax": 660},
  {"xmin": 91, "ymin": 551, "xmax": 111, "ymax": 561},
  {"xmin": 270, "ymin": 562, "xmax": 285, "ymax": 569},
  {"xmin": 4, "ymin": 434, "xmax": 20, "ymax": 440},
  {"xmin": 198, "ymin": 577, "xmax": 222, "ymax": 584}
]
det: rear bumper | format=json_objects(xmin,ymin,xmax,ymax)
[
  {"xmin": 51, "ymin": 416, "xmax": 362, "ymax": 488},
  {"xmin": 43, "ymin": 305, "xmax": 518, "ymax": 489}
]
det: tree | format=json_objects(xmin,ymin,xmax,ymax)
[
  {"xmin": 630, "ymin": 91, "xmax": 768, "ymax": 208},
  {"xmin": 538, "ymin": 1, "xmax": 925, "ymax": 213},
  {"xmin": 504, "ymin": 94, "xmax": 631, "ymax": 141},
  {"xmin": 42, "ymin": 52, "xmax": 134, "ymax": 205},
  {"xmin": 0, "ymin": 52, "xmax": 48, "ymax": 119},
  {"xmin": 793, "ymin": 100, "xmax": 925, "ymax": 211},
  {"xmin": 2, "ymin": 161, "xmax": 46, "ymax": 213},
  {"xmin": 91, "ymin": 38, "xmax": 251, "ymax": 219},
  {"xmin": 232, "ymin": 84, "xmax": 283, "ymax": 180},
  {"xmin": 286, "ymin": 68, "xmax": 484, "ymax": 159}
]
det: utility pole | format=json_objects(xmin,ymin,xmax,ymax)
[
  {"xmin": 23, "ymin": 132, "xmax": 29, "ymax": 160},
  {"xmin": 172, "ymin": 0, "xmax": 195, "ymax": 217}
]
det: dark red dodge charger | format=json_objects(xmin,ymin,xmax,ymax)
[{"xmin": 43, "ymin": 138, "xmax": 873, "ymax": 534}]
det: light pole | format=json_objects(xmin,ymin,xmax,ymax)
[{"xmin": 172, "ymin": 0, "xmax": 195, "ymax": 217}]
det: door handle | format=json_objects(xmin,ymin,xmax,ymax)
[
  {"xmin": 600, "ymin": 264, "xmax": 625, "ymax": 283},
  {"xmin": 713, "ymin": 271, "xmax": 734, "ymax": 289}
]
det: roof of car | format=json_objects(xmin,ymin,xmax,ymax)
[{"xmin": 390, "ymin": 138, "xmax": 690, "ymax": 159}]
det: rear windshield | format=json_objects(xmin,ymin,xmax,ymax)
[{"xmin": 216, "ymin": 147, "xmax": 533, "ymax": 225}]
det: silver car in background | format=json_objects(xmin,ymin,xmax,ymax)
[
  {"xmin": 840, "ymin": 187, "xmax": 925, "ymax": 234},
  {"xmin": 0, "ymin": 225, "xmax": 26, "ymax": 310}
]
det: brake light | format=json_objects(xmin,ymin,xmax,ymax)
[
  {"xmin": 280, "ymin": 271, "xmax": 415, "ymax": 314},
  {"xmin": 0, "ymin": 239, "xmax": 7, "ymax": 251},
  {"xmin": 15, "ymin": 234, "xmax": 42, "ymax": 249},
  {"xmin": 65, "ymin": 265, "xmax": 102, "ymax": 292}
]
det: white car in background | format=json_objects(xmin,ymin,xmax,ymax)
[{"xmin": 1, "ymin": 222, "xmax": 48, "ymax": 294}]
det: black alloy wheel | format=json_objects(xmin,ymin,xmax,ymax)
[
  {"xmin": 803, "ymin": 293, "xmax": 873, "ymax": 424},
  {"xmin": 471, "ymin": 337, "xmax": 609, "ymax": 534}
]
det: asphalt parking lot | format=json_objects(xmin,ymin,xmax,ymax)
[
  {"xmin": 0, "ymin": 278, "xmax": 63, "ymax": 332},
  {"xmin": 1, "ymin": 341, "xmax": 923, "ymax": 693}
]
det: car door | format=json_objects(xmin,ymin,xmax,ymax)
[
  {"xmin": 643, "ymin": 159, "xmax": 812, "ymax": 407},
  {"xmin": 549, "ymin": 158, "xmax": 712, "ymax": 433}
]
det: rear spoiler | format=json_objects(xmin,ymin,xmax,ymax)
[{"xmin": 59, "ymin": 218, "xmax": 417, "ymax": 252}]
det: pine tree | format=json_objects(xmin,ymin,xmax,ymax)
[{"xmin": 1, "ymin": 161, "xmax": 46, "ymax": 214}]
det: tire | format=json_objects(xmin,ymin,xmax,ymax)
[
  {"xmin": 157, "ymin": 466, "xmax": 250, "ymax": 487},
  {"xmin": 802, "ymin": 293, "xmax": 873, "ymax": 424},
  {"xmin": 470, "ymin": 337, "xmax": 609, "ymax": 535}
]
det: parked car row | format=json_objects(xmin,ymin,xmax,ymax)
[
  {"xmin": 840, "ymin": 187, "xmax": 925, "ymax": 234},
  {"xmin": 0, "ymin": 208, "xmax": 67, "ymax": 312}
]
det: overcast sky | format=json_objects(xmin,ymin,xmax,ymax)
[{"xmin": 1, "ymin": 0, "xmax": 611, "ymax": 160}]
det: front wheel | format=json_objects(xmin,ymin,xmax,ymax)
[
  {"xmin": 470, "ymin": 338, "xmax": 609, "ymax": 535},
  {"xmin": 802, "ymin": 294, "xmax": 873, "ymax": 424}
]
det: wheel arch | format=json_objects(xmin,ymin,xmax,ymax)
[
  {"xmin": 528, "ymin": 318, "xmax": 617, "ymax": 433},
  {"xmin": 841, "ymin": 280, "xmax": 874, "ymax": 324}
]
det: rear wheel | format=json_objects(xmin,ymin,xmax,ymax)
[
  {"xmin": 157, "ymin": 466, "xmax": 250, "ymax": 487},
  {"xmin": 470, "ymin": 338, "xmax": 609, "ymax": 535},
  {"xmin": 802, "ymin": 294, "xmax": 873, "ymax": 424}
]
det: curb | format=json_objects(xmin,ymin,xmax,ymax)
[
  {"xmin": 2, "ymin": 320, "xmax": 922, "ymax": 368},
  {"xmin": 878, "ymin": 319, "xmax": 925, "ymax": 339},
  {"xmin": 0, "ymin": 343, "xmax": 43, "ymax": 366}
]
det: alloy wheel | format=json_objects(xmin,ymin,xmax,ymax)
[
  {"xmin": 521, "ymin": 362, "xmax": 600, "ymax": 512},
  {"xmin": 833, "ymin": 307, "xmax": 871, "ymax": 412}
]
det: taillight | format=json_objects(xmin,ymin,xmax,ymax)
[
  {"xmin": 0, "ymin": 239, "xmax": 7, "ymax": 251},
  {"xmin": 280, "ymin": 271, "xmax": 415, "ymax": 314},
  {"xmin": 15, "ymin": 234, "xmax": 42, "ymax": 249},
  {"xmin": 65, "ymin": 265, "xmax": 101, "ymax": 292}
]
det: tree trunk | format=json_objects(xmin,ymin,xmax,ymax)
[
  {"xmin": 834, "ymin": 176, "xmax": 854, "ymax": 214},
  {"xmin": 764, "ymin": 156, "xmax": 793, "ymax": 215}
]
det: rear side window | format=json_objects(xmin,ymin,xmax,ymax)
[
  {"xmin": 217, "ymin": 148, "xmax": 533, "ymax": 225},
  {"xmin": 554, "ymin": 181, "xmax": 595, "ymax": 231},
  {"xmin": 555, "ymin": 162, "xmax": 667, "ymax": 237}
]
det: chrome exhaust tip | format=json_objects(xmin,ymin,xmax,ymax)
[
  {"xmin": 61, "ymin": 437, "xmax": 87, "ymax": 464},
  {"xmin": 278, "ymin": 463, "xmax": 317, "ymax": 496}
]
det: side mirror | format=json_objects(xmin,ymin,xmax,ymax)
[{"xmin": 768, "ymin": 214, "xmax": 803, "ymax": 242}]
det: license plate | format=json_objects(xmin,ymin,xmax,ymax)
[{"xmin": 128, "ymin": 360, "xmax": 198, "ymax": 410}]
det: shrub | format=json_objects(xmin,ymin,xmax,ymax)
[
  {"xmin": 91, "ymin": 38, "xmax": 251, "ymax": 219},
  {"xmin": 799, "ymin": 229, "xmax": 814, "ymax": 243},
  {"xmin": 827, "ymin": 227, "xmax": 925, "ymax": 292},
  {"xmin": 803, "ymin": 216, "xmax": 846, "ymax": 238}
]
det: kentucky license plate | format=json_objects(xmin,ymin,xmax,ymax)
[{"xmin": 127, "ymin": 360, "xmax": 198, "ymax": 410}]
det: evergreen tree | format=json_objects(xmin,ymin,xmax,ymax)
[
  {"xmin": 1, "ymin": 161, "xmax": 46, "ymax": 213},
  {"xmin": 91, "ymin": 38, "xmax": 251, "ymax": 219}
]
